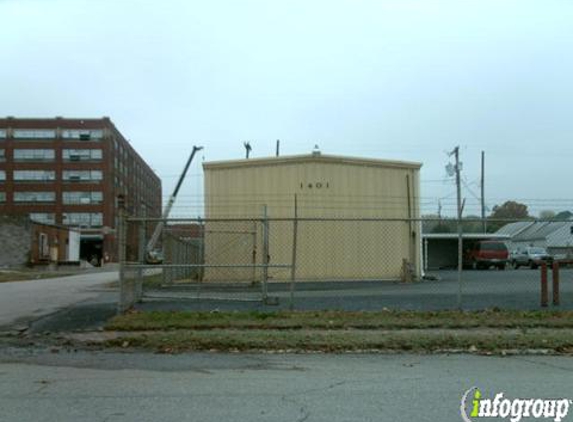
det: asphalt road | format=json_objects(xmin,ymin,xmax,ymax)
[
  {"xmin": 0, "ymin": 351, "xmax": 572, "ymax": 422},
  {"xmin": 0, "ymin": 270, "xmax": 119, "ymax": 331}
]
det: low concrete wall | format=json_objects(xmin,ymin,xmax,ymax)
[{"xmin": 0, "ymin": 215, "xmax": 32, "ymax": 267}]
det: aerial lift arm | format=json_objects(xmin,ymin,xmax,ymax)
[{"xmin": 146, "ymin": 145, "xmax": 203, "ymax": 254}]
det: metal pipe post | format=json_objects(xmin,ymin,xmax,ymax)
[
  {"xmin": 289, "ymin": 194, "xmax": 298, "ymax": 310},
  {"xmin": 552, "ymin": 261, "xmax": 560, "ymax": 306},
  {"xmin": 540, "ymin": 263, "xmax": 548, "ymax": 307},
  {"xmin": 136, "ymin": 219, "xmax": 145, "ymax": 302},
  {"xmin": 251, "ymin": 221, "xmax": 257, "ymax": 284},
  {"xmin": 117, "ymin": 196, "xmax": 128, "ymax": 313},
  {"xmin": 262, "ymin": 205, "xmax": 269, "ymax": 303}
]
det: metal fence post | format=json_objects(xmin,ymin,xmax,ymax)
[
  {"xmin": 289, "ymin": 195, "xmax": 298, "ymax": 310},
  {"xmin": 175, "ymin": 236, "xmax": 181, "ymax": 281},
  {"xmin": 136, "ymin": 219, "xmax": 145, "ymax": 302},
  {"xmin": 117, "ymin": 196, "xmax": 128, "ymax": 313},
  {"xmin": 183, "ymin": 240, "xmax": 188, "ymax": 280},
  {"xmin": 189, "ymin": 240, "xmax": 193, "ymax": 279},
  {"xmin": 196, "ymin": 225, "xmax": 204, "ymax": 296},
  {"xmin": 163, "ymin": 234, "xmax": 170, "ymax": 285},
  {"xmin": 197, "ymin": 218, "xmax": 204, "ymax": 282},
  {"xmin": 552, "ymin": 261, "xmax": 560, "ymax": 306},
  {"xmin": 262, "ymin": 205, "xmax": 269, "ymax": 303},
  {"xmin": 251, "ymin": 221, "xmax": 258, "ymax": 284},
  {"xmin": 423, "ymin": 238, "xmax": 429, "ymax": 274},
  {"xmin": 541, "ymin": 263, "xmax": 548, "ymax": 307}
]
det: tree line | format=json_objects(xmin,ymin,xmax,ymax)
[{"xmin": 423, "ymin": 201, "xmax": 572, "ymax": 234}]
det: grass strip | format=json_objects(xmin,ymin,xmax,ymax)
[
  {"xmin": 0, "ymin": 270, "xmax": 75, "ymax": 283},
  {"xmin": 104, "ymin": 328, "xmax": 573, "ymax": 354},
  {"xmin": 107, "ymin": 309, "xmax": 573, "ymax": 331}
]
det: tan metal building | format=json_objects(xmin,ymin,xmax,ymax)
[{"xmin": 203, "ymin": 153, "xmax": 422, "ymax": 282}]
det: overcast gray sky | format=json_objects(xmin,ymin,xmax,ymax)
[{"xmin": 1, "ymin": 0, "xmax": 572, "ymax": 217}]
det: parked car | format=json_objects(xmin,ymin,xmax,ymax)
[
  {"xmin": 510, "ymin": 247, "xmax": 553, "ymax": 269},
  {"xmin": 464, "ymin": 240, "xmax": 509, "ymax": 270}
]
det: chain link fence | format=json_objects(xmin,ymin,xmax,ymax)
[{"xmin": 119, "ymin": 216, "xmax": 571, "ymax": 313}]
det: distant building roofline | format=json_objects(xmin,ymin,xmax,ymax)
[{"xmin": 0, "ymin": 116, "xmax": 112, "ymax": 126}]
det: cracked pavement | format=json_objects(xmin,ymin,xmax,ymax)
[{"xmin": 1, "ymin": 350, "xmax": 573, "ymax": 421}]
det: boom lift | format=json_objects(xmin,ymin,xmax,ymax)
[{"xmin": 146, "ymin": 145, "xmax": 203, "ymax": 263}]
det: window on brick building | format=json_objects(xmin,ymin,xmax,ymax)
[
  {"xmin": 14, "ymin": 192, "xmax": 56, "ymax": 203},
  {"xmin": 62, "ymin": 149, "xmax": 103, "ymax": 161},
  {"xmin": 13, "ymin": 130, "xmax": 56, "ymax": 139},
  {"xmin": 62, "ymin": 130, "xmax": 103, "ymax": 140},
  {"xmin": 62, "ymin": 170, "xmax": 102, "ymax": 182},
  {"xmin": 63, "ymin": 191, "xmax": 103, "ymax": 204},
  {"xmin": 13, "ymin": 170, "xmax": 56, "ymax": 182},
  {"xmin": 62, "ymin": 212, "xmax": 103, "ymax": 228},
  {"xmin": 30, "ymin": 213, "xmax": 56, "ymax": 225},
  {"xmin": 13, "ymin": 149, "xmax": 55, "ymax": 161}
]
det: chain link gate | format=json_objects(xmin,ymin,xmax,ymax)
[{"xmin": 119, "ymin": 217, "xmax": 293, "ymax": 311}]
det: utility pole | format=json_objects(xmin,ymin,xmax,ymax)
[
  {"xmin": 244, "ymin": 142, "xmax": 252, "ymax": 159},
  {"xmin": 481, "ymin": 151, "xmax": 487, "ymax": 233},
  {"xmin": 276, "ymin": 139, "xmax": 280, "ymax": 157},
  {"xmin": 450, "ymin": 146, "xmax": 463, "ymax": 309}
]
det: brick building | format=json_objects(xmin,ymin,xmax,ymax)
[{"xmin": 0, "ymin": 117, "xmax": 162, "ymax": 263}]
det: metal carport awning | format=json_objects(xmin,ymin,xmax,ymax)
[{"xmin": 422, "ymin": 233, "xmax": 510, "ymax": 271}]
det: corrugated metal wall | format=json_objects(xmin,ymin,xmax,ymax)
[{"xmin": 203, "ymin": 155, "xmax": 421, "ymax": 281}]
